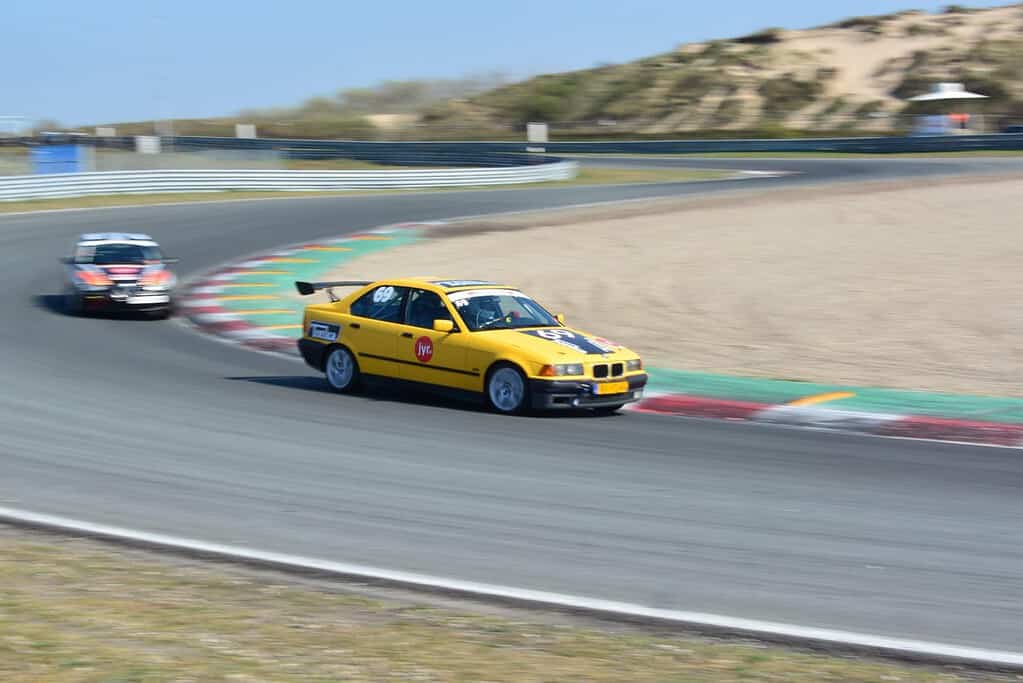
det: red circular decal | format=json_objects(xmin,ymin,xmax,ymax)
[{"xmin": 414, "ymin": 336, "xmax": 434, "ymax": 363}]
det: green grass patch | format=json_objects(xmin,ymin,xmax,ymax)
[
  {"xmin": 0, "ymin": 167, "xmax": 730, "ymax": 214},
  {"xmin": 0, "ymin": 527, "xmax": 1011, "ymax": 682}
]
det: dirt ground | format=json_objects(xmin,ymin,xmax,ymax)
[{"xmin": 329, "ymin": 175, "xmax": 1023, "ymax": 397}]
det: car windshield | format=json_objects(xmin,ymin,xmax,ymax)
[
  {"xmin": 76, "ymin": 243, "xmax": 162, "ymax": 265},
  {"xmin": 448, "ymin": 288, "xmax": 559, "ymax": 331}
]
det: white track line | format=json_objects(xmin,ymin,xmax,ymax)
[{"xmin": 1, "ymin": 505, "xmax": 1020, "ymax": 670}]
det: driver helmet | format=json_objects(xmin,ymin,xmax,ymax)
[{"xmin": 470, "ymin": 295, "xmax": 503, "ymax": 324}]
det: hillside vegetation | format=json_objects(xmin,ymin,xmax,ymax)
[
  {"xmin": 421, "ymin": 3, "xmax": 1023, "ymax": 138},
  {"xmin": 92, "ymin": 3, "xmax": 1023, "ymax": 139}
]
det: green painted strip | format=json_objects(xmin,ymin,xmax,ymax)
[
  {"xmin": 646, "ymin": 368, "xmax": 1023, "ymax": 424},
  {"xmin": 217, "ymin": 225, "xmax": 1023, "ymax": 425}
]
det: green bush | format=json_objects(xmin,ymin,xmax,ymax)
[
  {"xmin": 735, "ymin": 28, "xmax": 784, "ymax": 45},
  {"xmin": 816, "ymin": 97, "xmax": 849, "ymax": 122},
  {"xmin": 815, "ymin": 67, "xmax": 839, "ymax": 81},
  {"xmin": 709, "ymin": 98, "xmax": 744, "ymax": 127},
  {"xmin": 758, "ymin": 75, "xmax": 824, "ymax": 116},
  {"xmin": 854, "ymin": 100, "xmax": 886, "ymax": 116}
]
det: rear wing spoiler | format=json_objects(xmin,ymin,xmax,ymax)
[{"xmin": 295, "ymin": 280, "xmax": 372, "ymax": 301}]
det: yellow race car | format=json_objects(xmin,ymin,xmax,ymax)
[{"xmin": 295, "ymin": 278, "xmax": 647, "ymax": 414}]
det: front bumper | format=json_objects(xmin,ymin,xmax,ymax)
[
  {"xmin": 529, "ymin": 372, "xmax": 648, "ymax": 410},
  {"xmin": 79, "ymin": 289, "xmax": 172, "ymax": 312},
  {"xmin": 298, "ymin": 338, "xmax": 328, "ymax": 370}
]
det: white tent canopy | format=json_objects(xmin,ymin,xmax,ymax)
[{"xmin": 908, "ymin": 82, "xmax": 988, "ymax": 102}]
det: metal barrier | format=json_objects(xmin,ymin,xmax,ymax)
[
  {"xmin": 165, "ymin": 133, "xmax": 1023, "ymax": 156},
  {"xmin": 10, "ymin": 132, "xmax": 1023, "ymax": 159},
  {"xmin": 0, "ymin": 163, "xmax": 579, "ymax": 201}
]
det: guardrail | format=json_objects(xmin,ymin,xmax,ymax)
[
  {"xmin": 12, "ymin": 131, "xmax": 1023, "ymax": 158},
  {"xmin": 160, "ymin": 132, "xmax": 1023, "ymax": 156},
  {"xmin": 538, "ymin": 133, "xmax": 1023, "ymax": 154},
  {"xmin": 151, "ymin": 131, "xmax": 1023, "ymax": 156},
  {"xmin": 0, "ymin": 163, "xmax": 579, "ymax": 201}
]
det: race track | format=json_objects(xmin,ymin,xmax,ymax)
[{"xmin": 2, "ymin": 157, "xmax": 1023, "ymax": 653}]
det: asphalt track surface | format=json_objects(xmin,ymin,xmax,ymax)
[{"xmin": 2, "ymin": 157, "xmax": 1023, "ymax": 653}]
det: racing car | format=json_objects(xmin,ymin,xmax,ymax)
[
  {"xmin": 295, "ymin": 278, "xmax": 648, "ymax": 414},
  {"xmin": 60, "ymin": 232, "xmax": 179, "ymax": 317}
]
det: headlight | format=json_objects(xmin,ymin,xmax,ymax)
[
  {"xmin": 73, "ymin": 270, "xmax": 113, "ymax": 290},
  {"xmin": 141, "ymin": 269, "xmax": 176, "ymax": 290},
  {"xmin": 540, "ymin": 363, "xmax": 585, "ymax": 376},
  {"xmin": 626, "ymin": 359, "xmax": 643, "ymax": 371}
]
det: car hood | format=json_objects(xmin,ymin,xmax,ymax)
[{"xmin": 478, "ymin": 326, "xmax": 637, "ymax": 361}]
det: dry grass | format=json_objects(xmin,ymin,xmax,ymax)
[{"xmin": 0, "ymin": 526, "xmax": 1012, "ymax": 682}]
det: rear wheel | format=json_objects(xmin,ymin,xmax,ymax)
[
  {"xmin": 486, "ymin": 364, "xmax": 528, "ymax": 414},
  {"xmin": 325, "ymin": 346, "xmax": 361, "ymax": 393}
]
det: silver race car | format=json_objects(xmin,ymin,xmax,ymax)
[{"xmin": 60, "ymin": 232, "xmax": 179, "ymax": 318}]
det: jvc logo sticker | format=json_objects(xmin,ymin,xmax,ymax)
[
  {"xmin": 414, "ymin": 336, "xmax": 434, "ymax": 363},
  {"xmin": 309, "ymin": 321, "xmax": 340, "ymax": 342}
]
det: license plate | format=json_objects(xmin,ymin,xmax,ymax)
[
  {"xmin": 127, "ymin": 294, "xmax": 170, "ymax": 304},
  {"xmin": 594, "ymin": 381, "xmax": 629, "ymax": 395}
]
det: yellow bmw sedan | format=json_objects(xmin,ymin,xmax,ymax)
[{"xmin": 296, "ymin": 278, "xmax": 647, "ymax": 414}]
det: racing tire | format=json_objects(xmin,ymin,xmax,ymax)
[
  {"xmin": 324, "ymin": 345, "xmax": 361, "ymax": 394},
  {"xmin": 486, "ymin": 363, "xmax": 529, "ymax": 415}
]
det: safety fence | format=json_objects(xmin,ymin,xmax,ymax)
[
  {"xmin": 142, "ymin": 132, "xmax": 1023, "ymax": 157},
  {"xmin": 0, "ymin": 163, "xmax": 579, "ymax": 201},
  {"xmin": 9, "ymin": 132, "xmax": 1023, "ymax": 159}
]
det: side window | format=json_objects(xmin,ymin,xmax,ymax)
[
  {"xmin": 350, "ymin": 285, "xmax": 408, "ymax": 323},
  {"xmin": 405, "ymin": 289, "xmax": 453, "ymax": 329}
]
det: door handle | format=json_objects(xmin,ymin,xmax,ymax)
[
  {"xmin": 349, "ymin": 323, "xmax": 361, "ymax": 329},
  {"xmin": 400, "ymin": 332, "xmax": 414, "ymax": 338}
]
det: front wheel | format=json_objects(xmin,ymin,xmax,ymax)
[
  {"xmin": 324, "ymin": 346, "xmax": 361, "ymax": 393},
  {"xmin": 486, "ymin": 364, "xmax": 528, "ymax": 414}
]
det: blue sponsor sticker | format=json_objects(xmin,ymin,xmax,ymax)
[{"xmin": 519, "ymin": 329, "xmax": 617, "ymax": 355}]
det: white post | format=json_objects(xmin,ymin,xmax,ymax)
[{"xmin": 526, "ymin": 122, "xmax": 548, "ymax": 153}]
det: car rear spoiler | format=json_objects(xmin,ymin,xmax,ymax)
[{"xmin": 295, "ymin": 280, "xmax": 372, "ymax": 300}]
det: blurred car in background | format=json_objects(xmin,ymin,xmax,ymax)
[{"xmin": 60, "ymin": 232, "xmax": 178, "ymax": 318}]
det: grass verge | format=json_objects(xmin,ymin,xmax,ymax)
[
  {"xmin": 0, "ymin": 526, "xmax": 1011, "ymax": 682},
  {"xmin": 0, "ymin": 167, "xmax": 729, "ymax": 215}
]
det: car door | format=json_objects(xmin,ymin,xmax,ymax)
[
  {"xmin": 395, "ymin": 288, "xmax": 479, "ymax": 391},
  {"xmin": 345, "ymin": 284, "xmax": 409, "ymax": 378}
]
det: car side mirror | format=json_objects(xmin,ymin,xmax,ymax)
[
  {"xmin": 555, "ymin": 313, "xmax": 566, "ymax": 325},
  {"xmin": 59, "ymin": 256, "xmax": 73, "ymax": 264},
  {"xmin": 433, "ymin": 319, "xmax": 455, "ymax": 333},
  {"xmin": 162, "ymin": 257, "xmax": 180, "ymax": 265}
]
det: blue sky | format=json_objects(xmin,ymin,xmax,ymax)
[{"xmin": 2, "ymin": 0, "xmax": 1003, "ymax": 126}]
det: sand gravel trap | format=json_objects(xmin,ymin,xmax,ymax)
[{"xmin": 328, "ymin": 176, "xmax": 1023, "ymax": 396}]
